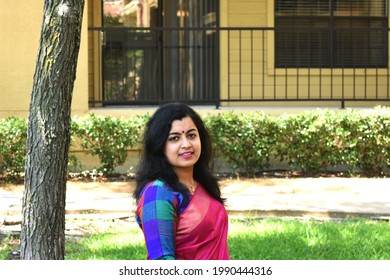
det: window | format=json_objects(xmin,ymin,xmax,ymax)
[
  {"xmin": 101, "ymin": 0, "xmax": 219, "ymax": 104},
  {"xmin": 275, "ymin": 0, "xmax": 388, "ymax": 68}
]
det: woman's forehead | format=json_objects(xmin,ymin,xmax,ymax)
[{"xmin": 170, "ymin": 116, "xmax": 196, "ymax": 130}]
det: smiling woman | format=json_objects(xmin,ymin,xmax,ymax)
[
  {"xmin": 133, "ymin": 102, "xmax": 230, "ymax": 260},
  {"xmin": 164, "ymin": 116, "xmax": 202, "ymax": 178}
]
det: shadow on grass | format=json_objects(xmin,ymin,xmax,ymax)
[{"xmin": 65, "ymin": 232, "xmax": 147, "ymax": 260}]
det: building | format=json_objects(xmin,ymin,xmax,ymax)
[{"xmin": 1, "ymin": 0, "xmax": 389, "ymax": 119}]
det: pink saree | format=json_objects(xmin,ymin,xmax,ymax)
[{"xmin": 175, "ymin": 184, "xmax": 230, "ymax": 260}]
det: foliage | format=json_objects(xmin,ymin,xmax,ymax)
[
  {"xmin": 0, "ymin": 107, "xmax": 389, "ymax": 179},
  {"xmin": 0, "ymin": 234, "xmax": 20, "ymax": 260},
  {"xmin": 205, "ymin": 112, "xmax": 278, "ymax": 175},
  {"xmin": 345, "ymin": 107, "xmax": 390, "ymax": 176},
  {"xmin": 0, "ymin": 117, "xmax": 28, "ymax": 181},
  {"xmin": 72, "ymin": 114, "xmax": 149, "ymax": 174},
  {"xmin": 273, "ymin": 107, "xmax": 390, "ymax": 176},
  {"xmin": 273, "ymin": 110, "xmax": 357, "ymax": 175},
  {"xmin": 275, "ymin": 110, "xmax": 334, "ymax": 175}
]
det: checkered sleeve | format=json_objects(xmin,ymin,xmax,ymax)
[{"xmin": 136, "ymin": 180, "xmax": 182, "ymax": 260}]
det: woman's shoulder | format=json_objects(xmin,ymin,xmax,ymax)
[
  {"xmin": 138, "ymin": 179, "xmax": 190, "ymax": 214},
  {"xmin": 140, "ymin": 179, "xmax": 179, "ymax": 200},
  {"xmin": 143, "ymin": 179, "xmax": 173, "ymax": 191}
]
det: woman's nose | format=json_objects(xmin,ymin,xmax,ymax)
[{"xmin": 181, "ymin": 136, "xmax": 191, "ymax": 147}]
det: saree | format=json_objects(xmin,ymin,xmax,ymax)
[{"xmin": 175, "ymin": 184, "xmax": 230, "ymax": 260}]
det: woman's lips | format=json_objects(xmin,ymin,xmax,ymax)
[{"xmin": 180, "ymin": 152, "xmax": 193, "ymax": 159}]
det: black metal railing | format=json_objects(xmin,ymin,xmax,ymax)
[{"xmin": 88, "ymin": 26, "xmax": 390, "ymax": 108}]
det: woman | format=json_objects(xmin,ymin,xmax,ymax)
[{"xmin": 133, "ymin": 103, "xmax": 230, "ymax": 260}]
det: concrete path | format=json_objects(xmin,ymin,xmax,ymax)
[
  {"xmin": 1, "ymin": 178, "xmax": 390, "ymax": 226},
  {"xmin": 222, "ymin": 177, "xmax": 390, "ymax": 219}
]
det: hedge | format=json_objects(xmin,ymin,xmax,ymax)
[
  {"xmin": 0, "ymin": 117, "xmax": 28, "ymax": 180},
  {"xmin": 71, "ymin": 114, "xmax": 148, "ymax": 174},
  {"xmin": 204, "ymin": 112, "xmax": 279, "ymax": 175},
  {"xmin": 0, "ymin": 107, "xmax": 389, "ymax": 180}
]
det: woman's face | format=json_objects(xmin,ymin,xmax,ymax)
[{"xmin": 164, "ymin": 116, "xmax": 201, "ymax": 172}]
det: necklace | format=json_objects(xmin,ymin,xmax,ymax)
[{"xmin": 183, "ymin": 181, "xmax": 197, "ymax": 194}]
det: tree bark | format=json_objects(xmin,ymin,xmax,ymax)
[{"xmin": 21, "ymin": 0, "xmax": 84, "ymax": 260}]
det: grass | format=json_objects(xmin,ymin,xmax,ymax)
[
  {"xmin": 65, "ymin": 218, "xmax": 390, "ymax": 260},
  {"xmin": 0, "ymin": 234, "xmax": 20, "ymax": 260},
  {"xmin": 228, "ymin": 218, "xmax": 390, "ymax": 260},
  {"xmin": 65, "ymin": 219, "xmax": 147, "ymax": 260},
  {"xmin": 1, "ymin": 218, "xmax": 389, "ymax": 260}
]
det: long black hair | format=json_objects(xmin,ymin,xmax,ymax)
[{"xmin": 133, "ymin": 103, "xmax": 225, "ymax": 204}]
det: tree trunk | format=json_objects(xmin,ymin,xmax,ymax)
[{"xmin": 21, "ymin": 0, "xmax": 84, "ymax": 260}]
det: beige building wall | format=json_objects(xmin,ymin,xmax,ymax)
[
  {"xmin": 0, "ymin": 1, "xmax": 89, "ymax": 118},
  {"xmin": 0, "ymin": 2, "xmax": 41, "ymax": 118}
]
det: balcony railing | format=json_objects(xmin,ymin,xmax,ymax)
[{"xmin": 88, "ymin": 26, "xmax": 390, "ymax": 108}]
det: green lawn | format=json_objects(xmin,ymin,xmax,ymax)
[
  {"xmin": 65, "ymin": 218, "xmax": 390, "ymax": 260},
  {"xmin": 228, "ymin": 218, "xmax": 390, "ymax": 260},
  {"xmin": 1, "ymin": 218, "xmax": 389, "ymax": 260}
]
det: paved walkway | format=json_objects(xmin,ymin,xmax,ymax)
[
  {"xmin": 221, "ymin": 177, "xmax": 390, "ymax": 219},
  {"xmin": 1, "ymin": 178, "xmax": 390, "ymax": 226}
]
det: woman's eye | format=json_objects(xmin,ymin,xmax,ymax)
[
  {"xmin": 168, "ymin": 136, "xmax": 179, "ymax": 141},
  {"xmin": 188, "ymin": 133, "xmax": 197, "ymax": 139}
]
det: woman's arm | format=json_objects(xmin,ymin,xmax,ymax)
[{"xmin": 136, "ymin": 182, "xmax": 178, "ymax": 260}]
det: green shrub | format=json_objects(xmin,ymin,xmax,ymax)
[
  {"xmin": 0, "ymin": 117, "xmax": 28, "ymax": 180},
  {"xmin": 274, "ymin": 110, "xmax": 345, "ymax": 175},
  {"xmin": 72, "ymin": 114, "xmax": 149, "ymax": 174},
  {"xmin": 0, "ymin": 107, "xmax": 389, "ymax": 179},
  {"xmin": 345, "ymin": 107, "xmax": 390, "ymax": 176},
  {"xmin": 329, "ymin": 110, "xmax": 360, "ymax": 171},
  {"xmin": 274, "ymin": 107, "xmax": 390, "ymax": 176},
  {"xmin": 205, "ymin": 112, "xmax": 278, "ymax": 175}
]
